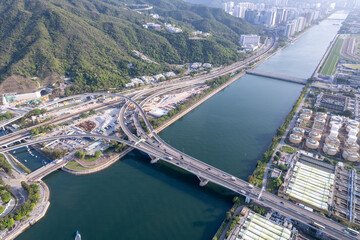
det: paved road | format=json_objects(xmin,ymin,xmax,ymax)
[
  {"xmin": 3, "ymin": 35, "xmax": 356, "ymax": 239},
  {"xmin": 0, "ymin": 91, "xmax": 358, "ymax": 239}
]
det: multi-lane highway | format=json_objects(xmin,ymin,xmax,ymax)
[
  {"xmin": 2, "ymin": 35, "xmax": 355, "ymax": 239},
  {"xmin": 0, "ymin": 92, "xmax": 357, "ymax": 240}
]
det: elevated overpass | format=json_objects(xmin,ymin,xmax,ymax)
[
  {"xmin": 246, "ymin": 69, "xmax": 307, "ymax": 84},
  {"xmin": 0, "ymin": 92, "xmax": 357, "ymax": 240}
]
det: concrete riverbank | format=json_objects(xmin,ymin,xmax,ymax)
[
  {"xmin": 312, "ymin": 34, "xmax": 339, "ymax": 78},
  {"xmin": 62, "ymin": 28, "xmax": 302, "ymax": 176},
  {"xmin": 2, "ymin": 180, "xmax": 50, "ymax": 240}
]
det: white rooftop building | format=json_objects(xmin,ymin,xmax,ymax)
[
  {"xmin": 141, "ymin": 76, "xmax": 155, "ymax": 83},
  {"xmin": 240, "ymin": 34, "xmax": 260, "ymax": 48},
  {"xmin": 191, "ymin": 62, "xmax": 202, "ymax": 69},
  {"xmin": 153, "ymin": 74, "xmax": 165, "ymax": 81},
  {"xmin": 149, "ymin": 13, "xmax": 160, "ymax": 19},
  {"xmin": 202, "ymin": 63, "xmax": 213, "ymax": 68},
  {"xmin": 163, "ymin": 72, "xmax": 176, "ymax": 78}
]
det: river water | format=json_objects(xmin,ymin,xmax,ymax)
[{"xmin": 17, "ymin": 12, "xmax": 347, "ymax": 240}]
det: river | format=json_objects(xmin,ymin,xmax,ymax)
[{"xmin": 16, "ymin": 12, "xmax": 347, "ymax": 240}]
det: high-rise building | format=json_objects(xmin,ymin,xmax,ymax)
[
  {"xmin": 275, "ymin": 0, "xmax": 288, "ymax": 6},
  {"xmin": 263, "ymin": 9, "xmax": 276, "ymax": 27},
  {"xmin": 284, "ymin": 20, "xmax": 297, "ymax": 37},
  {"xmin": 223, "ymin": 1, "xmax": 235, "ymax": 13},
  {"xmin": 296, "ymin": 17, "xmax": 305, "ymax": 32},
  {"xmin": 233, "ymin": 5, "xmax": 247, "ymax": 18},
  {"xmin": 245, "ymin": 9, "xmax": 260, "ymax": 24},
  {"xmin": 275, "ymin": 8, "xmax": 284, "ymax": 25},
  {"xmin": 304, "ymin": 11, "xmax": 315, "ymax": 26}
]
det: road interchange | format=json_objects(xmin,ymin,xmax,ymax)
[{"xmin": 0, "ymin": 91, "xmax": 358, "ymax": 240}]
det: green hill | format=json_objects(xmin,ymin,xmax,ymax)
[{"xmin": 0, "ymin": 0, "xmax": 260, "ymax": 93}]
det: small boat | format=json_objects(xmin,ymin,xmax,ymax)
[
  {"xmin": 24, "ymin": 160, "xmax": 27, "ymax": 162},
  {"xmin": 75, "ymin": 230, "xmax": 81, "ymax": 240},
  {"xmin": 13, "ymin": 151, "xmax": 16, "ymax": 154}
]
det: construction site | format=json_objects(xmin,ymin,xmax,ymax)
[
  {"xmin": 143, "ymin": 86, "xmax": 209, "ymax": 118},
  {"xmin": 76, "ymin": 120, "xmax": 96, "ymax": 132}
]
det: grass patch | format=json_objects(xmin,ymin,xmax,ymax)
[
  {"xmin": 65, "ymin": 160, "xmax": 90, "ymax": 171},
  {"xmin": 8, "ymin": 154, "xmax": 31, "ymax": 174},
  {"xmin": 319, "ymin": 38, "xmax": 344, "ymax": 75},
  {"xmin": 280, "ymin": 146, "xmax": 296, "ymax": 154}
]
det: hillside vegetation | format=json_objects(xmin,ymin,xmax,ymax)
[{"xmin": 0, "ymin": 0, "xmax": 260, "ymax": 92}]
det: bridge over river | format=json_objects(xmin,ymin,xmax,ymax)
[
  {"xmin": 0, "ymin": 92, "xmax": 357, "ymax": 240},
  {"xmin": 246, "ymin": 69, "xmax": 307, "ymax": 84}
]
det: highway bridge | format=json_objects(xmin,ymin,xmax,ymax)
[
  {"xmin": 0, "ymin": 92, "xmax": 357, "ymax": 240},
  {"xmin": 246, "ymin": 69, "xmax": 307, "ymax": 84}
]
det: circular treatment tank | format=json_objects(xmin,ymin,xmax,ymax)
[
  {"xmin": 301, "ymin": 109, "xmax": 313, "ymax": 115},
  {"xmin": 348, "ymin": 120, "xmax": 360, "ymax": 128},
  {"xmin": 306, "ymin": 138, "xmax": 319, "ymax": 149},
  {"xmin": 344, "ymin": 142, "xmax": 360, "ymax": 152},
  {"xmin": 292, "ymin": 127, "xmax": 305, "ymax": 136},
  {"xmin": 300, "ymin": 113, "xmax": 311, "ymax": 120},
  {"xmin": 342, "ymin": 149, "xmax": 360, "ymax": 162},
  {"xmin": 322, "ymin": 143, "xmax": 338, "ymax": 156},
  {"xmin": 316, "ymin": 112, "xmax": 327, "ymax": 119},
  {"xmin": 325, "ymin": 136, "xmax": 340, "ymax": 146},
  {"xmin": 314, "ymin": 117, "xmax": 326, "ymax": 124},
  {"xmin": 309, "ymin": 131, "xmax": 321, "ymax": 141},
  {"xmin": 346, "ymin": 125, "xmax": 359, "ymax": 133},
  {"xmin": 331, "ymin": 115, "xmax": 342, "ymax": 122},
  {"xmin": 289, "ymin": 134, "xmax": 302, "ymax": 144},
  {"xmin": 329, "ymin": 121, "xmax": 342, "ymax": 129}
]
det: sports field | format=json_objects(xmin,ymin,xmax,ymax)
[{"xmin": 319, "ymin": 38, "xmax": 344, "ymax": 75}]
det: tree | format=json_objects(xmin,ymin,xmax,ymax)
[
  {"xmin": 75, "ymin": 151, "xmax": 86, "ymax": 159},
  {"xmin": 248, "ymin": 175, "xmax": 255, "ymax": 184},
  {"xmin": 278, "ymin": 164, "xmax": 287, "ymax": 171},
  {"xmin": 0, "ymin": 217, "xmax": 14, "ymax": 230},
  {"xmin": 94, "ymin": 151, "xmax": 101, "ymax": 159},
  {"xmin": 273, "ymin": 178, "xmax": 283, "ymax": 188},
  {"xmin": 30, "ymin": 128, "xmax": 40, "ymax": 136},
  {"xmin": 342, "ymin": 110, "xmax": 353, "ymax": 118},
  {"xmin": 252, "ymin": 205, "xmax": 266, "ymax": 216},
  {"xmin": 226, "ymin": 211, "xmax": 232, "ymax": 221},
  {"xmin": 276, "ymin": 127, "xmax": 285, "ymax": 136},
  {"xmin": 316, "ymin": 107, "xmax": 327, "ymax": 113},
  {"xmin": 276, "ymin": 151, "xmax": 281, "ymax": 157},
  {"xmin": 89, "ymin": 110, "xmax": 96, "ymax": 115},
  {"xmin": 0, "ymin": 190, "xmax": 11, "ymax": 203},
  {"xmin": 80, "ymin": 112, "xmax": 89, "ymax": 119}
]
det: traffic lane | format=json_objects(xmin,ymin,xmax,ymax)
[{"xmin": 260, "ymin": 198, "xmax": 353, "ymax": 240}]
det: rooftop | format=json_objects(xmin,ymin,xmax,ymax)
[{"xmin": 238, "ymin": 212, "xmax": 292, "ymax": 240}]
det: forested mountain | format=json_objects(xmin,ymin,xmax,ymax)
[
  {"xmin": 0, "ymin": 0, "xmax": 260, "ymax": 92},
  {"xmin": 183, "ymin": 0, "xmax": 223, "ymax": 8}
]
